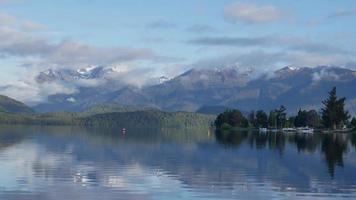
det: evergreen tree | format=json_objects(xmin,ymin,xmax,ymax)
[
  {"xmin": 256, "ymin": 110, "xmax": 268, "ymax": 128},
  {"xmin": 351, "ymin": 117, "xmax": 356, "ymax": 131},
  {"xmin": 294, "ymin": 109, "xmax": 320, "ymax": 128},
  {"xmin": 268, "ymin": 111, "xmax": 277, "ymax": 128},
  {"xmin": 275, "ymin": 105, "xmax": 287, "ymax": 128},
  {"xmin": 248, "ymin": 111, "xmax": 257, "ymax": 128},
  {"xmin": 294, "ymin": 109, "xmax": 307, "ymax": 127},
  {"xmin": 321, "ymin": 87, "xmax": 350, "ymax": 129},
  {"xmin": 286, "ymin": 116, "xmax": 295, "ymax": 128},
  {"xmin": 306, "ymin": 110, "xmax": 320, "ymax": 128}
]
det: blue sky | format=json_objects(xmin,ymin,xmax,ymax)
[{"xmin": 0, "ymin": 0, "xmax": 355, "ymax": 102}]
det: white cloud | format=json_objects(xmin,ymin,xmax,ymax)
[
  {"xmin": 0, "ymin": 12, "xmax": 17, "ymax": 25},
  {"xmin": 0, "ymin": 12, "xmax": 175, "ymax": 104},
  {"xmin": 0, "ymin": 26, "xmax": 159, "ymax": 67},
  {"xmin": 191, "ymin": 50, "xmax": 356, "ymax": 74},
  {"xmin": 312, "ymin": 68, "xmax": 340, "ymax": 83},
  {"xmin": 0, "ymin": 11, "xmax": 171, "ymax": 69},
  {"xmin": 146, "ymin": 20, "xmax": 178, "ymax": 29},
  {"xmin": 327, "ymin": 8, "xmax": 356, "ymax": 19},
  {"xmin": 0, "ymin": 11, "xmax": 46, "ymax": 32},
  {"xmin": 0, "ymin": 79, "xmax": 77, "ymax": 105},
  {"xmin": 186, "ymin": 24, "xmax": 217, "ymax": 33},
  {"xmin": 20, "ymin": 20, "xmax": 47, "ymax": 31},
  {"xmin": 224, "ymin": 3, "xmax": 283, "ymax": 24},
  {"xmin": 187, "ymin": 35, "xmax": 352, "ymax": 56}
]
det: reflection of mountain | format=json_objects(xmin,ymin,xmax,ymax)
[
  {"xmin": 33, "ymin": 66, "xmax": 356, "ymax": 114},
  {"xmin": 0, "ymin": 125, "xmax": 27, "ymax": 149},
  {"xmin": 1, "ymin": 126, "xmax": 356, "ymax": 199}
]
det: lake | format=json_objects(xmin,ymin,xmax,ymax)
[{"xmin": 0, "ymin": 125, "xmax": 356, "ymax": 200}]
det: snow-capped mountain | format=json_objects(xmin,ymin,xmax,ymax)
[
  {"xmin": 35, "ymin": 66, "xmax": 120, "ymax": 83},
  {"xmin": 33, "ymin": 66, "xmax": 356, "ymax": 115}
]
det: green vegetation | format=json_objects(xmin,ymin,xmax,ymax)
[
  {"xmin": 321, "ymin": 87, "xmax": 350, "ymax": 130},
  {"xmin": 255, "ymin": 110, "xmax": 268, "ymax": 128},
  {"xmin": 274, "ymin": 105, "xmax": 287, "ymax": 128},
  {"xmin": 351, "ymin": 118, "xmax": 356, "ymax": 131},
  {"xmin": 0, "ymin": 107, "xmax": 214, "ymax": 128},
  {"xmin": 0, "ymin": 86, "xmax": 353, "ymax": 131},
  {"xmin": 215, "ymin": 87, "xmax": 353, "ymax": 130},
  {"xmin": 79, "ymin": 110, "xmax": 214, "ymax": 128},
  {"xmin": 214, "ymin": 109, "xmax": 249, "ymax": 129},
  {"xmin": 0, "ymin": 111, "xmax": 77, "ymax": 125},
  {"xmin": 294, "ymin": 109, "xmax": 321, "ymax": 128},
  {"xmin": 0, "ymin": 96, "xmax": 214, "ymax": 128}
]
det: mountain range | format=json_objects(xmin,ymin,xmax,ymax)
[{"xmin": 32, "ymin": 66, "xmax": 356, "ymax": 115}]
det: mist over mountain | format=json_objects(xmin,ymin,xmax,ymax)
[{"xmin": 29, "ymin": 65, "xmax": 356, "ymax": 115}]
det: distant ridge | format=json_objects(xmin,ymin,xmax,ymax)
[
  {"xmin": 196, "ymin": 105, "xmax": 232, "ymax": 115},
  {"xmin": 0, "ymin": 95, "xmax": 34, "ymax": 114}
]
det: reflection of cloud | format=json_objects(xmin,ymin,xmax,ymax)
[
  {"xmin": 105, "ymin": 176, "xmax": 126, "ymax": 188},
  {"xmin": 1, "ymin": 127, "xmax": 356, "ymax": 199}
]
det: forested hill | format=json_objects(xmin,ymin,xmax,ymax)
[
  {"xmin": 0, "ymin": 95, "xmax": 34, "ymax": 114},
  {"xmin": 78, "ymin": 110, "xmax": 214, "ymax": 128},
  {"xmin": 0, "ymin": 108, "xmax": 214, "ymax": 128}
]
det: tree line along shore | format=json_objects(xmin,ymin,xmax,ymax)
[{"xmin": 215, "ymin": 87, "xmax": 356, "ymax": 132}]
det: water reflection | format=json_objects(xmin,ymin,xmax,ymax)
[
  {"xmin": 0, "ymin": 125, "xmax": 355, "ymax": 199},
  {"xmin": 215, "ymin": 130, "xmax": 353, "ymax": 178}
]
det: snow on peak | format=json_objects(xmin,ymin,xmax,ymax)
[
  {"xmin": 66, "ymin": 97, "xmax": 76, "ymax": 103},
  {"xmin": 43, "ymin": 69, "xmax": 53, "ymax": 75},
  {"xmin": 77, "ymin": 66, "xmax": 98, "ymax": 74},
  {"xmin": 286, "ymin": 66, "xmax": 300, "ymax": 71},
  {"xmin": 107, "ymin": 66, "xmax": 128, "ymax": 73},
  {"xmin": 159, "ymin": 76, "xmax": 170, "ymax": 84}
]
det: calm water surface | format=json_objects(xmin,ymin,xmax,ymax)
[{"xmin": 0, "ymin": 125, "xmax": 356, "ymax": 200}]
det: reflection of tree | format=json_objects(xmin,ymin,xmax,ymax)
[
  {"xmin": 248, "ymin": 132, "xmax": 268, "ymax": 149},
  {"xmin": 267, "ymin": 133, "xmax": 285, "ymax": 155},
  {"xmin": 321, "ymin": 134, "xmax": 348, "ymax": 177},
  {"xmin": 288, "ymin": 134, "xmax": 319, "ymax": 153},
  {"xmin": 215, "ymin": 130, "xmax": 354, "ymax": 178},
  {"xmin": 216, "ymin": 131, "xmax": 286, "ymax": 154},
  {"xmin": 349, "ymin": 133, "xmax": 356, "ymax": 150},
  {"xmin": 214, "ymin": 130, "xmax": 249, "ymax": 147},
  {"xmin": 247, "ymin": 133, "xmax": 286, "ymax": 154},
  {"xmin": 2, "ymin": 125, "xmax": 355, "ymax": 198},
  {"xmin": 0, "ymin": 125, "xmax": 26, "ymax": 150}
]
